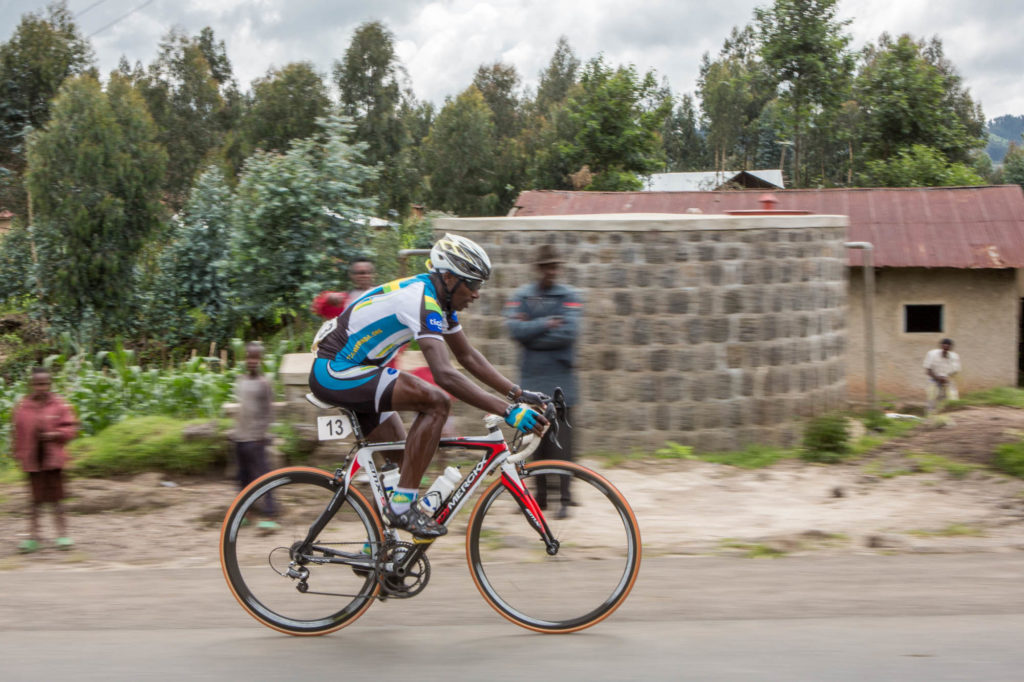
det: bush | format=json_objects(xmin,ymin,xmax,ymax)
[
  {"xmin": 69, "ymin": 416, "xmax": 230, "ymax": 477},
  {"xmin": 994, "ymin": 440, "xmax": 1024, "ymax": 479},
  {"xmin": 801, "ymin": 413, "xmax": 851, "ymax": 463}
]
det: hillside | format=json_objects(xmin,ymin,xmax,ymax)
[{"xmin": 986, "ymin": 114, "xmax": 1024, "ymax": 163}]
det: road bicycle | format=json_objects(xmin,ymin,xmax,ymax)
[{"xmin": 219, "ymin": 389, "xmax": 641, "ymax": 635}]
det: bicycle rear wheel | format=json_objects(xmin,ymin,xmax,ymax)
[
  {"xmin": 466, "ymin": 461, "xmax": 641, "ymax": 633},
  {"xmin": 220, "ymin": 467, "xmax": 382, "ymax": 635}
]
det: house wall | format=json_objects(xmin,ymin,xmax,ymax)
[
  {"xmin": 846, "ymin": 267, "xmax": 1019, "ymax": 403},
  {"xmin": 436, "ymin": 213, "xmax": 848, "ymax": 454}
]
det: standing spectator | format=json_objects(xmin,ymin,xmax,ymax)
[
  {"xmin": 504, "ymin": 243, "xmax": 583, "ymax": 518},
  {"xmin": 924, "ymin": 338, "xmax": 961, "ymax": 414},
  {"xmin": 12, "ymin": 366, "xmax": 78, "ymax": 553},
  {"xmin": 233, "ymin": 342, "xmax": 278, "ymax": 529},
  {"xmin": 311, "ymin": 257, "xmax": 376, "ymax": 319}
]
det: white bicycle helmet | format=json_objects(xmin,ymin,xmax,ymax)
[{"xmin": 429, "ymin": 233, "xmax": 492, "ymax": 282}]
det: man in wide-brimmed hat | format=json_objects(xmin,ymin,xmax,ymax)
[{"xmin": 504, "ymin": 243, "xmax": 583, "ymax": 518}]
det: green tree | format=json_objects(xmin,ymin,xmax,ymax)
[
  {"xmin": 334, "ymin": 20, "xmax": 416, "ymax": 220},
  {"xmin": 0, "ymin": 221, "xmax": 36, "ymax": 303},
  {"xmin": 561, "ymin": 57, "xmax": 672, "ymax": 190},
  {"xmin": 1003, "ymin": 143, "xmax": 1024, "ymax": 189},
  {"xmin": 420, "ymin": 87, "xmax": 499, "ymax": 215},
  {"xmin": 472, "ymin": 62, "xmax": 527, "ymax": 213},
  {"xmin": 25, "ymin": 74, "xmax": 167, "ymax": 340},
  {"xmin": 859, "ymin": 144, "xmax": 984, "ymax": 187},
  {"xmin": 521, "ymin": 37, "xmax": 581, "ymax": 190},
  {"xmin": 854, "ymin": 34, "xmax": 985, "ymax": 166},
  {"xmin": 130, "ymin": 27, "xmax": 237, "ymax": 207},
  {"xmin": 755, "ymin": 0, "xmax": 855, "ymax": 187},
  {"xmin": 225, "ymin": 116, "xmax": 377, "ymax": 327},
  {"xmin": 0, "ymin": 1, "xmax": 94, "ymax": 215},
  {"xmin": 661, "ymin": 93, "xmax": 710, "ymax": 171},
  {"xmin": 138, "ymin": 165, "xmax": 235, "ymax": 349},
  {"xmin": 698, "ymin": 26, "xmax": 773, "ymax": 171},
  {"xmin": 535, "ymin": 36, "xmax": 580, "ymax": 113},
  {"xmin": 245, "ymin": 61, "xmax": 332, "ymax": 153}
]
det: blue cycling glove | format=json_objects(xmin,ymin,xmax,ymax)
[{"xmin": 504, "ymin": 403, "xmax": 540, "ymax": 433}]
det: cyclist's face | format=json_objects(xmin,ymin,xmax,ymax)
[{"xmin": 446, "ymin": 273, "xmax": 480, "ymax": 310}]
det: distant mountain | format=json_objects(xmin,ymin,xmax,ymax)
[{"xmin": 985, "ymin": 114, "xmax": 1024, "ymax": 163}]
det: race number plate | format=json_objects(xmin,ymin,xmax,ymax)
[{"xmin": 317, "ymin": 414, "xmax": 354, "ymax": 441}]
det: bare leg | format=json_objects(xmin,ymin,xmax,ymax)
[
  {"xmin": 366, "ymin": 413, "xmax": 407, "ymax": 468},
  {"xmin": 54, "ymin": 502, "xmax": 67, "ymax": 537},
  {"xmin": 28, "ymin": 501, "xmax": 41, "ymax": 540},
  {"xmin": 387, "ymin": 373, "xmax": 451, "ymax": 489}
]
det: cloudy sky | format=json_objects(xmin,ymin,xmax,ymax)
[{"xmin": 2, "ymin": 0, "xmax": 1021, "ymax": 119}]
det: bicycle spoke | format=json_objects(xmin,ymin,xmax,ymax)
[
  {"xmin": 221, "ymin": 468, "xmax": 382, "ymax": 635},
  {"xmin": 467, "ymin": 462, "xmax": 641, "ymax": 632}
]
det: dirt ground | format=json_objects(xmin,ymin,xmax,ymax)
[{"xmin": 2, "ymin": 405, "xmax": 1024, "ymax": 569}]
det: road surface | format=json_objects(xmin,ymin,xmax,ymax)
[{"xmin": 1, "ymin": 553, "xmax": 1022, "ymax": 681}]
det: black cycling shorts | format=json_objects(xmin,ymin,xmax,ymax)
[{"xmin": 309, "ymin": 357, "xmax": 400, "ymax": 436}]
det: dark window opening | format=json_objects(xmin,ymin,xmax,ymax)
[{"xmin": 904, "ymin": 304, "xmax": 943, "ymax": 333}]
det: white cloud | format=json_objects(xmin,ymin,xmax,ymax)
[{"xmin": 1, "ymin": 0, "xmax": 1021, "ymax": 116}]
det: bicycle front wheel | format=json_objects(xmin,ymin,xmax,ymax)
[
  {"xmin": 220, "ymin": 467, "xmax": 382, "ymax": 635},
  {"xmin": 466, "ymin": 460, "xmax": 641, "ymax": 633}
]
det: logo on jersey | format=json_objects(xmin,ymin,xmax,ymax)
[{"xmin": 425, "ymin": 311, "xmax": 444, "ymax": 332}]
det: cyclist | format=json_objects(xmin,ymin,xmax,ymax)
[{"xmin": 309, "ymin": 233, "xmax": 548, "ymax": 538}]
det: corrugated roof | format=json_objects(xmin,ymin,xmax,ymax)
[
  {"xmin": 645, "ymin": 169, "xmax": 784, "ymax": 191},
  {"xmin": 510, "ymin": 185, "xmax": 1024, "ymax": 268}
]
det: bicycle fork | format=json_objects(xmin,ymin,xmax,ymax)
[{"xmin": 500, "ymin": 464, "xmax": 560, "ymax": 555}]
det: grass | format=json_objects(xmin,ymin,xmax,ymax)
[
  {"xmin": 994, "ymin": 440, "xmax": 1024, "ymax": 479},
  {"xmin": 862, "ymin": 452, "xmax": 977, "ymax": 479},
  {"xmin": 850, "ymin": 418, "xmax": 922, "ymax": 455},
  {"xmin": 68, "ymin": 415, "xmax": 231, "ymax": 477},
  {"xmin": 908, "ymin": 453, "xmax": 977, "ymax": 479},
  {"xmin": 946, "ymin": 387, "xmax": 1024, "ymax": 409},
  {"xmin": 651, "ymin": 442, "xmax": 794, "ymax": 468},
  {"xmin": 907, "ymin": 523, "xmax": 986, "ymax": 538},
  {"xmin": 718, "ymin": 539, "xmax": 787, "ymax": 558}
]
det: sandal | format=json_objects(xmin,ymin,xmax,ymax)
[
  {"xmin": 18, "ymin": 539, "xmax": 39, "ymax": 553},
  {"xmin": 55, "ymin": 537, "xmax": 74, "ymax": 550}
]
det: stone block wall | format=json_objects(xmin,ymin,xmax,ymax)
[{"xmin": 437, "ymin": 213, "xmax": 849, "ymax": 454}]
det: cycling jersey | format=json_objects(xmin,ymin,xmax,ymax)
[{"xmin": 312, "ymin": 273, "xmax": 460, "ymax": 365}]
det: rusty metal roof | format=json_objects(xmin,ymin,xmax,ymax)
[{"xmin": 510, "ymin": 185, "xmax": 1024, "ymax": 268}]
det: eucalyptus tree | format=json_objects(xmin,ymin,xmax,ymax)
[
  {"xmin": 420, "ymin": 87, "xmax": 499, "ymax": 216},
  {"xmin": 755, "ymin": 0, "xmax": 855, "ymax": 187},
  {"xmin": 128, "ymin": 27, "xmax": 238, "ymax": 208},
  {"xmin": 225, "ymin": 116, "xmax": 377, "ymax": 328},
  {"xmin": 0, "ymin": 1, "xmax": 94, "ymax": 215},
  {"xmin": 334, "ymin": 20, "xmax": 417, "ymax": 220},
  {"xmin": 245, "ymin": 61, "xmax": 333, "ymax": 153},
  {"xmin": 660, "ymin": 93, "xmax": 710, "ymax": 172},
  {"xmin": 25, "ymin": 74, "xmax": 167, "ymax": 340}
]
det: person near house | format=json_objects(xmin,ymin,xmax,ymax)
[
  {"xmin": 311, "ymin": 257, "xmax": 377, "ymax": 319},
  {"xmin": 233, "ymin": 342, "xmax": 278, "ymax": 529},
  {"xmin": 924, "ymin": 338, "xmax": 961, "ymax": 413},
  {"xmin": 12, "ymin": 366, "xmax": 79, "ymax": 553},
  {"xmin": 503, "ymin": 243, "xmax": 583, "ymax": 519},
  {"xmin": 309, "ymin": 233, "xmax": 548, "ymax": 538}
]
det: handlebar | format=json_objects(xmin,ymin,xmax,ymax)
[{"xmin": 503, "ymin": 388, "xmax": 570, "ymax": 463}]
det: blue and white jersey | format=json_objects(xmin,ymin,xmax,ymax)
[{"xmin": 311, "ymin": 273, "xmax": 460, "ymax": 367}]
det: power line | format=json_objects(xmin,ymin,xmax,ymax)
[
  {"xmin": 86, "ymin": 0, "xmax": 157, "ymax": 38},
  {"xmin": 75, "ymin": 0, "xmax": 110, "ymax": 19}
]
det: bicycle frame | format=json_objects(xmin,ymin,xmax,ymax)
[{"xmin": 295, "ymin": 413, "xmax": 558, "ymax": 579}]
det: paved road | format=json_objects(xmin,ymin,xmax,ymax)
[{"xmin": 2, "ymin": 553, "xmax": 1022, "ymax": 681}]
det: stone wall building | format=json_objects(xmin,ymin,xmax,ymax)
[
  {"xmin": 511, "ymin": 186, "xmax": 1024, "ymax": 404},
  {"xmin": 435, "ymin": 213, "xmax": 848, "ymax": 454}
]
